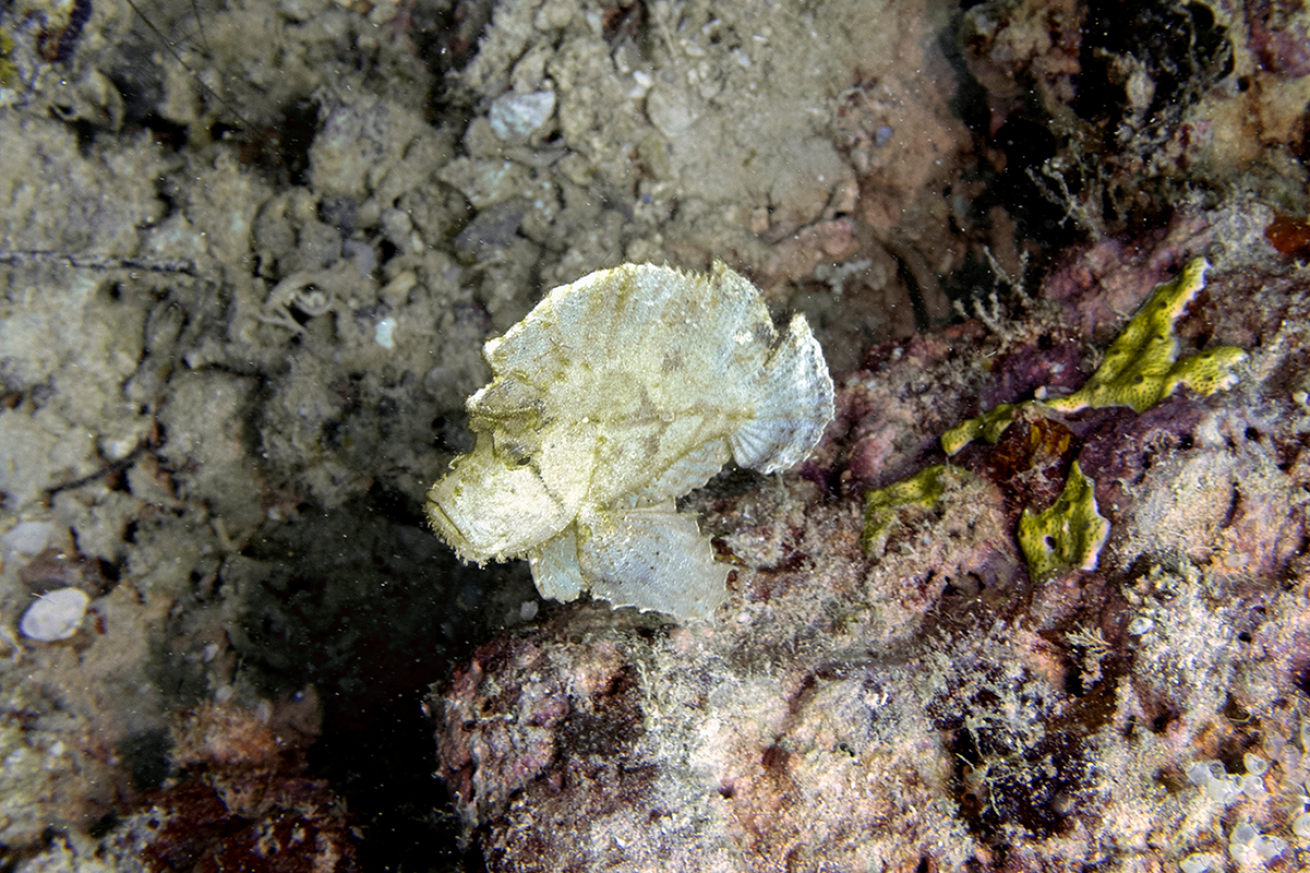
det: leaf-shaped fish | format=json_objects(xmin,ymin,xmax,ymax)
[{"xmin": 426, "ymin": 262, "xmax": 834, "ymax": 621}]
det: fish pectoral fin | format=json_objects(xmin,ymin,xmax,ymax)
[
  {"xmin": 629, "ymin": 438, "xmax": 732, "ymax": 505},
  {"xmin": 577, "ymin": 505, "xmax": 728, "ymax": 621},
  {"xmin": 528, "ymin": 528, "xmax": 586, "ymax": 603}
]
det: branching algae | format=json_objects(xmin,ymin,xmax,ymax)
[
  {"xmin": 1044, "ymin": 258, "xmax": 1246, "ymax": 414},
  {"xmin": 426, "ymin": 262, "xmax": 835, "ymax": 621},
  {"xmin": 942, "ymin": 257, "xmax": 1247, "ymax": 455}
]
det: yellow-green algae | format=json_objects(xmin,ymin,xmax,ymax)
[
  {"xmin": 1045, "ymin": 258, "xmax": 1246, "ymax": 413},
  {"xmin": 943, "ymin": 257, "xmax": 1246, "ymax": 456},
  {"xmin": 862, "ymin": 464, "xmax": 968, "ymax": 554},
  {"xmin": 1017, "ymin": 460, "xmax": 1110, "ymax": 578},
  {"xmin": 0, "ymin": 29, "xmax": 16, "ymax": 89},
  {"xmin": 940, "ymin": 402, "xmax": 1018, "ymax": 457}
]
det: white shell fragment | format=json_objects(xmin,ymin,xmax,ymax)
[
  {"xmin": 19, "ymin": 587, "xmax": 90, "ymax": 641},
  {"xmin": 426, "ymin": 262, "xmax": 835, "ymax": 621}
]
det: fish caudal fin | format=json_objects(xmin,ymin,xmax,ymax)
[{"xmin": 729, "ymin": 314, "xmax": 834, "ymax": 474}]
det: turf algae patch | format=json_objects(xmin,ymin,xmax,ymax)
[{"xmin": 862, "ymin": 463, "xmax": 969, "ymax": 556}]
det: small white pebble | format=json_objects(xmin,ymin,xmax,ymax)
[
  {"xmin": 1281, "ymin": 743, "xmax": 1303, "ymax": 770},
  {"xmin": 2, "ymin": 521, "xmax": 53, "ymax": 556},
  {"xmin": 519, "ymin": 600, "xmax": 539, "ymax": 621},
  {"xmin": 488, "ymin": 90, "xmax": 556, "ymax": 139},
  {"xmin": 1186, "ymin": 762, "xmax": 1214, "ymax": 786},
  {"xmin": 375, "ymin": 316, "xmax": 396, "ymax": 349},
  {"xmin": 1127, "ymin": 616, "xmax": 1155, "ymax": 635},
  {"xmin": 1244, "ymin": 752, "xmax": 1268, "ymax": 776},
  {"xmin": 1179, "ymin": 853, "xmax": 1215, "ymax": 873},
  {"xmin": 1292, "ymin": 811, "xmax": 1310, "ymax": 839},
  {"xmin": 1206, "ymin": 776, "xmax": 1240, "ymax": 803},
  {"xmin": 19, "ymin": 588, "xmax": 90, "ymax": 641},
  {"xmin": 1252, "ymin": 834, "xmax": 1287, "ymax": 860},
  {"xmin": 1229, "ymin": 822, "xmax": 1259, "ymax": 848},
  {"xmin": 1264, "ymin": 733, "xmax": 1286, "ymax": 758}
]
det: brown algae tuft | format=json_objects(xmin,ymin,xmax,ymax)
[{"xmin": 426, "ymin": 262, "xmax": 835, "ymax": 621}]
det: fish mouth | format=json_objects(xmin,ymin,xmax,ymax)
[{"xmin": 424, "ymin": 485, "xmax": 479, "ymax": 559}]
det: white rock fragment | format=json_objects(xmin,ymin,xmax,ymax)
[
  {"xmin": 1292, "ymin": 811, "xmax": 1310, "ymax": 838},
  {"xmin": 375, "ymin": 316, "xmax": 396, "ymax": 349},
  {"xmin": 1127, "ymin": 615, "xmax": 1154, "ymax": 635},
  {"xmin": 1179, "ymin": 853, "xmax": 1216, "ymax": 873},
  {"xmin": 488, "ymin": 91, "xmax": 556, "ymax": 140},
  {"xmin": 2, "ymin": 521, "xmax": 53, "ymax": 556},
  {"xmin": 1252, "ymin": 835, "xmax": 1287, "ymax": 860},
  {"xmin": 19, "ymin": 588, "xmax": 90, "ymax": 641},
  {"xmin": 1185, "ymin": 761, "xmax": 1214, "ymax": 787}
]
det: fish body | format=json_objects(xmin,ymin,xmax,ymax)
[{"xmin": 426, "ymin": 261, "xmax": 834, "ymax": 620}]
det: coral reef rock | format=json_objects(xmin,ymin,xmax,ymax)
[{"xmin": 433, "ymin": 229, "xmax": 1310, "ymax": 872}]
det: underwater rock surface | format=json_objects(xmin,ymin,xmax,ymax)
[
  {"xmin": 433, "ymin": 228, "xmax": 1310, "ymax": 871},
  {"xmin": 3, "ymin": 0, "xmax": 1310, "ymax": 868}
]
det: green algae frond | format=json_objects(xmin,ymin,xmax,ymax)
[
  {"xmin": 1017, "ymin": 460, "xmax": 1109, "ymax": 579},
  {"xmin": 942, "ymin": 258, "xmax": 1247, "ymax": 456},
  {"xmin": 862, "ymin": 464, "xmax": 962, "ymax": 554},
  {"xmin": 0, "ymin": 29, "xmax": 16, "ymax": 89},
  {"xmin": 1045, "ymin": 258, "xmax": 1246, "ymax": 414},
  {"xmin": 941, "ymin": 403, "xmax": 1018, "ymax": 457}
]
